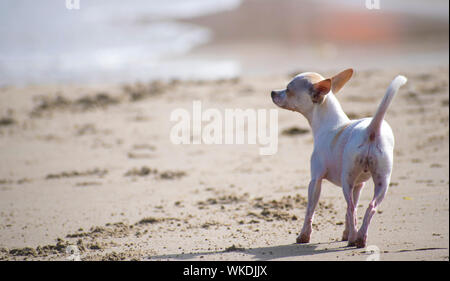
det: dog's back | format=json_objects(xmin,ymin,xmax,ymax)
[{"xmin": 318, "ymin": 117, "xmax": 394, "ymax": 187}]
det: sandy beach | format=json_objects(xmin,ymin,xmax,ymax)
[
  {"xmin": 0, "ymin": 65, "xmax": 448, "ymax": 260},
  {"xmin": 0, "ymin": 0, "xmax": 448, "ymax": 261}
]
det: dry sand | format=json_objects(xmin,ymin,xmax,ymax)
[{"xmin": 0, "ymin": 66, "xmax": 448, "ymax": 261}]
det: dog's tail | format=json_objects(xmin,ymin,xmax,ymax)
[{"xmin": 367, "ymin": 75, "xmax": 407, "ymax": 138}]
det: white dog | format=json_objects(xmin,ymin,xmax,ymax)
[{"xmin": 271, "ymin": 69, "xmax": 407, "ymax": 248}]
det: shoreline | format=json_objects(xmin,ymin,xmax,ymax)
[{"xmin": 1, "ymin": 0, "xmax": 448, "ymax": 87}]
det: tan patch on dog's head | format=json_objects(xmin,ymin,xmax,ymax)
[{"xmin": 297, "ymin": 72, "xmax": 325, "ymax": 85}]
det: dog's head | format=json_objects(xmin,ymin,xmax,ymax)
[{"xmin": 271, "ymin": 69, "xmax": 353, "ymax": 115}]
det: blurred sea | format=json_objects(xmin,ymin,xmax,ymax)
[
  {"xmin": 0, "ymin": 0, "xmax": 242, "ymax": 85},
  {"xmin": 0, "ymin": 0, "xmax": 448, "ymax": 86}
]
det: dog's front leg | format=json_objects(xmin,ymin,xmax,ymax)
[{"xmin": 297, "ymin": 178, "xmax": 322, "ymax": 243}]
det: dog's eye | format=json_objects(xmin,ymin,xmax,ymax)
[{"xmin": 286, "ymin": 88, "xmax": 292, "ymax": 96}]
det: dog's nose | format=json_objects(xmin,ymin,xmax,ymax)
[{"xmin": 271, "ymin": 91, "xmax": 276, "ymax": 98}]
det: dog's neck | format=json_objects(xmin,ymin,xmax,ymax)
[{"xmin": 305, "ymin": 92, "xmax": 350, "ymax": 140}]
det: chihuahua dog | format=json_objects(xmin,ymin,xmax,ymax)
[{"xmin": 271, "ymin": 69, "xmax": 407, "ymax": 248}]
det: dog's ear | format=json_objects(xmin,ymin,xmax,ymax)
[
  {"xmin": 311, "ymin": 79, "xmax": 331, "ymax": 103},
  {"xmin": 331, "ymin": 68, "xmax": 353, "ymax": 93}
]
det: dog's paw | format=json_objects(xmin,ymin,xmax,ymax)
[
  {"xmin": 296, "ymin": 233, "xmax": 310, "ymax": 244},
  {"xmin": 355, "ymin": 237, "xmax": 366, "ymax": 248},
  {"xmin": 342, "ymin": 231, "xmax": 349, "ymax": 241},
  {"xmin": 347, "ymin": 232, "xmax": 357, "ymax": 246}
]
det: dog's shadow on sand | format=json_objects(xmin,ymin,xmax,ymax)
[{"xmin": 147, "ymin": 241, "xmax": 353, "ymax": 261}]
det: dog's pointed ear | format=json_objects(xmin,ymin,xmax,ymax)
[
  {"xmin": 311, "ymin": 79, "xmax": 331, "ymax": 103},
  {"xmin": 331, "ymin": 68, "xmax": 353, "ymax": 93}
]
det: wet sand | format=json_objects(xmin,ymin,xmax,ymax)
[{"xmin": 182, "ymin": 0, "xmax": 449, "ymax": 74}]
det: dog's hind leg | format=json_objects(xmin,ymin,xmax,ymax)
[
  {"xmin": 342, "ymin": 177, "xmax": 359, "ymax": 246},
  {"xmin": 342, "ymin": 182, "xmax": 364, "ymax": 241},
  {"xmin": 356, "ymin": 164, "xmax": 392, "ymax": 248}
]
